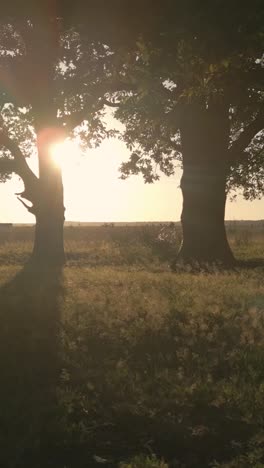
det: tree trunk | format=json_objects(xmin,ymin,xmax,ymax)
[
  {"xmin": 31, "ymin": 129, "xmax": 65, "ymax": 266},
  {"xmin": 176, "ymin": 104, "xmax": 235, "ymax": 267},
  {"xmin": 178, "ymin": 161, "xmax": 234, "ymax": 265},
  {"xmin": 32, "ymin": 201, "xmax": 65, "ymax": 265},
  {"xmin": 17, "ymin": 21, "xmax": 66, "ymax": 267}
]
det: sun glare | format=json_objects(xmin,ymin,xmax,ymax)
[{"xmin": 50, "ymin": 140, "xmax": 82, "ymax": 169}]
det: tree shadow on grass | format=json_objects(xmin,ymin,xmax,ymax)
[
  {"xmin": 0, "ymin": 263, "xmax": 64, "ymax": 468},
  {"xmin": 170, "ymin": 256, "xmax": 264, "ymax": 274},
  {"xmin": 236, "ymin": 258, "xmax": 264, "ymax": 269}
]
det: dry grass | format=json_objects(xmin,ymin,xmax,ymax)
[{"xmin": 0, "ymin": 223, "xmax": 263, "ymax": 467}]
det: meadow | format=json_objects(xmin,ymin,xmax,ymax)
[{"xmin": 0, "ymin": 222, "xmax": 263, "ymax": 468}]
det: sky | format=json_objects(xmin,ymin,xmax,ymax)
[{"xmin": 0, "ymin": 135, "xmax": 263, "ymax": 224}]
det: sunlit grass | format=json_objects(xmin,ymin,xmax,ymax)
[{"xmin": 0, "ymin": 224, "xmax": 263, "ymax": 467}]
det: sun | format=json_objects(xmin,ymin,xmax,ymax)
[{"xmin": 50, "ymin": 140, "xmax": 83, "ymax": 170}]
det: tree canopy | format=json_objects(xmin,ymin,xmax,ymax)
[
  {"xmin": 0, "ymin": 2, "xmax": 119, "ymax": 262},
  {"xmin": 98, "ymin": 1, "xmax": 264, "ymax": 200}
]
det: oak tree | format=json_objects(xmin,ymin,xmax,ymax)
[
  {"xmin": 102, "ymin": 0, "xmax": 264, "ymax": 265},
  {"xmin": 0, "ymin": 2, "xmax": 114, "ymax": 264}
]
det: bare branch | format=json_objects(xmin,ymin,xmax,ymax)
[{"xmin": 16, "ymin": 196, "xmax": 36, "ymax": 214}]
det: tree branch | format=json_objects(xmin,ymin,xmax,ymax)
[
  {"xmin": 228, "ymin": 110, "xmax": 264, "ymax": 163},
  {"xmin": 61, "ymin": 109, "xmax": 91, "ymax": 133},
  {"xmin": 103, "ymin": 98, "xmax": 121, "ymax": 107},
  {"xmin": 169, "ymin": 138, "xmax": 182, "ymax": 153},
  {"xmin": 0, "ymin": 129, "xmax": 39, "ymax": 202},
  {"xmin": 61, "ymin": 98, "xmax": 119, "ymax": 132},
  {"xmin": 16, "ymin": 196, "xmax": 36, "ymax": 214},
  {"xmin": 59, "ymin": 80, "xmax": 137, "ymax": 132},
  {"xmin": 0, "ymin": 156, "xmax": 17, "ymax": 174}
]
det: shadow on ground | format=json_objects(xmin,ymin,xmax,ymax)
[
  {"xmin": 0, "ymin": 263, "xmax": 64, "ymax": 468},
  {"xmin": 236, "ymin": 258, "xmax": 264, "ymax": 269}
]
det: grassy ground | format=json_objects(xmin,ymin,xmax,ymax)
[{"xmin": 0, "ymin": 224, "xmax": 263, "ymax": 467}]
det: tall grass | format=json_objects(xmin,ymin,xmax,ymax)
[{"xmin": 0, "ymin": 223, "xmax": 263, "ymax": 467}]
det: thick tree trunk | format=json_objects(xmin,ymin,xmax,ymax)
[
  {"xmin": 178, "ymin": 161, "xmax": 234, "ymax": 265},
  {"xmin": 175, "ymin": 104, "xmax": 235, "ymax": 267},
  {"xmin": 32, "ymin": 201, "xmax": 65, "ymax": 265},
  {"xmin": 16, "ymin": 20, "xmax": 66, "ymax": 267},
  {"xmin": 31, "ymin": 128, "xmax": 66, "ymax": 266}
]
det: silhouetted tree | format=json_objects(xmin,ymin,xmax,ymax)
[
  {"xmin": 1, "ymin": 2, "xmax": 263, "ymax": 266},
  {"xmin": 0, "ymin": 2, "xmax": 115, "ymax": 264},
  {"xmin": 97, "ymin": 0, "xmax": 264, "ymax": 265}
]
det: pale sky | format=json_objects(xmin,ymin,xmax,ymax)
[{"xmin": 0, "ymin": 135, "xmax": 263, "ymax": 223}]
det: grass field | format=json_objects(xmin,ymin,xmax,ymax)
[{"xmin": 0, "ymin": 223, "xmax": 263, "ymax": 467}]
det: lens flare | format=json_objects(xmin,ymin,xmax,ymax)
[{"xmin": 50, "ymin": 140, "xmax": 82, "ymax": 169}]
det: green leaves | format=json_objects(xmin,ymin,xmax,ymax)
[{"xmin": 102, "ymin": 2, "xmax": 264, "ymax": 197}]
